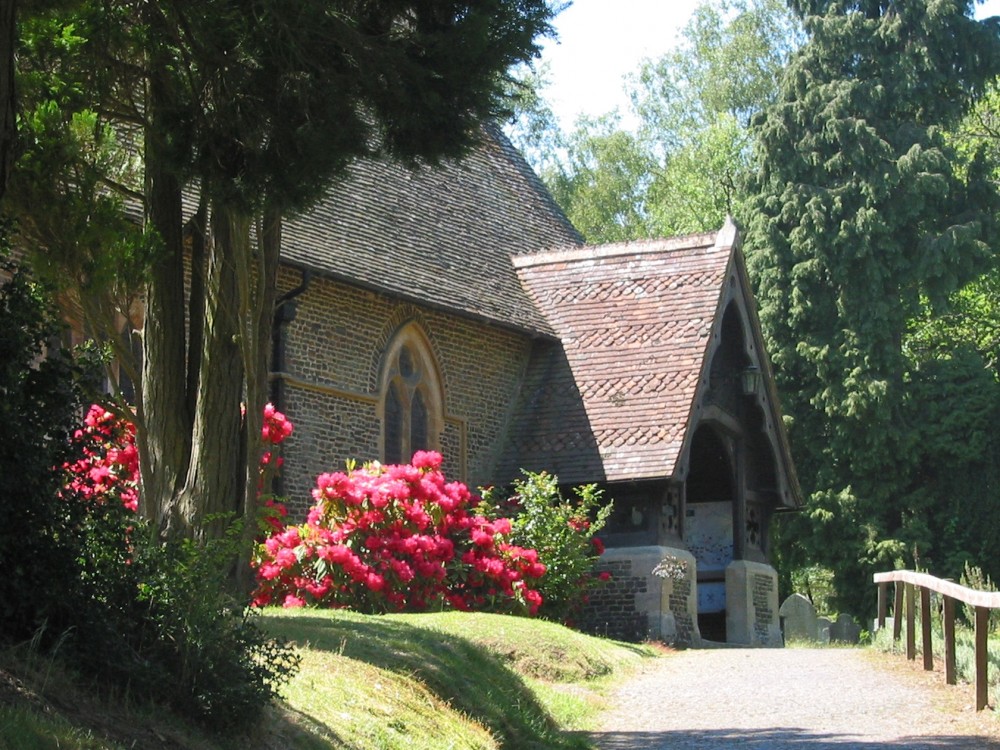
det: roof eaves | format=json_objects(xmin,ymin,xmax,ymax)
[{"xmin": 512, "ymin": 230, "xmax": 718, "ymax": 270}]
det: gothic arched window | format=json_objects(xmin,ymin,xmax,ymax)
[{"xmin": 379, "ymin": 324, "xmax": 443, "ymax": 464}]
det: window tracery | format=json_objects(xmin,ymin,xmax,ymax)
[{"xmin": 379, "ymin": 324, "xmax": 443, "ymax": 464}]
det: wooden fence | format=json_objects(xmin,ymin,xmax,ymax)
[{"xmin": 874, "ymin": 569, "xmax": 1000, "ymax": 710}]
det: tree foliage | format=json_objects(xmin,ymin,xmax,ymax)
[
  {"xmin": 630, "ymin": 0, "xmax": 799, "ymax": 148},
  {"xmin": 504, "ymin": 62, "xmax": 566, "ymax": 177},
  {"xmin": 10, "ymin": 1, "xmax": 557, "ymax": 559},
  {"xmin": 746, "ymin": 0, "xmax": 1000, "ymax": 614},
  {"xmin": 546, "ymin": 113, "xmax": 656, "ymax": 243},
  {"xmin": 513, "ymin": 0, "xmax": 799, "ymax": 242}
]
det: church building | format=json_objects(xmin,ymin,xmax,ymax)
[{"xmin": 264, "ymin": 124, "xmax": 800, "ymax": 645}]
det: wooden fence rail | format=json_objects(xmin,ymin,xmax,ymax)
[{"xmin": 874, "ymin": 570, "xmax": 1000, "ymax": 710}]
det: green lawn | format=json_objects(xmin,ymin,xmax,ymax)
[{"xmin": 0, "ymin": 610, "xmax": 659, "ymax": 750}]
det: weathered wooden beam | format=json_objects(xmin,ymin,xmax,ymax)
[{"xmin": 874, "ymin": 570, "xmax": 1000, "ymax": 609}]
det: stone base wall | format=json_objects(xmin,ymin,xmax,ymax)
[
  {"xmin": 579, "ymin": 546, "xmax": 700, "ymax": 646},
  {"xmin": 725, "ymin": 560, "xmax": 782, "ymax": 647}
]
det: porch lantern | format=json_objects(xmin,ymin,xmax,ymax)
[{"xmin": 741, "ymin": 365, "xmax": 761, "ymax": 395}]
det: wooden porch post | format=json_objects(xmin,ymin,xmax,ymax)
[{"xmin": 733, "ymin": 435, "xmax": 746, "ymax": 562}]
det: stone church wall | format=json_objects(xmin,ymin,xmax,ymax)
[{"xmin": 273, "ymin": 267, "xmax": 535, "ymax": 518}]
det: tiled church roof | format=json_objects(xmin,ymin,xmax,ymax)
[
  {"xmin": 281, "ymin": 124, "xmax": 582, "ymax": 336},
  {"xmin": 497, "ymin": 225, "xmax": 737, "ymax": 484}
]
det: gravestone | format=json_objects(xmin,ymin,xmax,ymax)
[
  {"xmin": 830, "ymin": 613, "xmax": 861, "ymax": 644},
  {"xmin": 816, "ymin": 617, "xmax": 832, "ymax": 644},
  {"xmin": 779, "ymin": 593, "xmax": 818, "ymax": 642}
]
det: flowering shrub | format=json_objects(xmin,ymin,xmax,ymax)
[
  {"xmin": 260, "ymin": 402, "xmax": 293, "ymax": 480},
  {"xmin": 257, "ymin": 403, "xmax": 294, "ymax": 536},
  {"xmin": 652, "ymin": 554, "xmax": 689, "ymax": 580},
  {"xmin": 251, "ymin": 451, "xmax": 546, "ymax": 615},
  {"xmin": 57, "ymin": 400, "xmax": 300, "ymax": 731},
  {"xmin": 63, "ymin": 404, "xmax": 140, "ymax": 511},
  {"xmin": 64, "ymin": 401, "xmax": 294, "ymax": 517},
  {"xmin": 481, "ymin": 471, "xmax": 613, "ymax": 624}
]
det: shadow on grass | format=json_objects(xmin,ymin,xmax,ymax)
[
  {"xmin": 263, "ymin": 614, "xmax": 593, "ymax": 750},
  {"xmin": 589, "ymin": 728, "xmax": 1000, "ymax": 749}
]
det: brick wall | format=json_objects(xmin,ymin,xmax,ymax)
[{"xmin": 273, "ymin": 267, "xmax": 534, "ymax": 518}]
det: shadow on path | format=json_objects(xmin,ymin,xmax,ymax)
[{"xmin": 590, "ymin": 727, "xmax": 1000, "ymax": 749}]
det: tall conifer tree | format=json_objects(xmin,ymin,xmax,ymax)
[{"xmin": 746, "ymin": 0, "xmax": 1000, "ymax": 612}]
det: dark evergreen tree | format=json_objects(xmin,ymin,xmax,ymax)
[
  {"xmin": 746, "ymin": 0, "xmax": 1000, "ymax": 614},
  {"xmin": 0, "ymin": 0, "xmax": 13, "ymax": 203},
  {"xmin": 11, "ymin": 1, "xmax": 557, "ymax": 558}
]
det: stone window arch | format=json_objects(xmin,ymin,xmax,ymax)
[{"xmin": 378, "ymin": 323, "xmax": 444, "ymax": 464}]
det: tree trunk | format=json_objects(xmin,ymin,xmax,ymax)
[
  {"xmin": 0, "ymin": 0, "xmax": 14, "ymax": 204},
  {"xmin": 178, "ymin": 205, "xmax": 246, "ymax": 541},
  {"xmin": 140, "ymin": 102, "xmax": 191, "ymax": 534},
  {"xmin": 186, "ymin": 193, "xmax": 208, "ymax": 420},
  {"xmin": 235, "ymin": 205, "xmax": 281, "ymax": 589}
]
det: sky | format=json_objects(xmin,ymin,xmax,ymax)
[{"xmin": 537, "ymin": 0, "xmax": 1000, "ymax": 131}]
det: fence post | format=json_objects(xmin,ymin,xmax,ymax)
[
  {"xmin": 877, "ymin": 582, "xmax": 888, "ymax": 630},
  {"xmin": 920, "ymin": 587, "xmax": 933, "ymax": 671},
  {"xmin": 943, "ymin": 595, "xmax": 956, "ymax": 686},
  {"xmin": 906, "ymin": 583, "xmax": 916, "ymax": 661},
  {"xmin": 976, "ymin": 606, "xmax": 990, "ymax": 711},
  {"xmin": 893, "ymin": 582, "xmax": 903, "ymax": 642}
]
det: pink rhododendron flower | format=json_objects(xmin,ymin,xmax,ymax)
[
  {"xmin": 411, "ymin": 450, "xmax": 442, "ymax": 470},
  {"xmin": 274, "ymin": 548, "xmax": 297, "ymax": 569},
  {"xmin": 261, "ymin": 403, "xmax": 294, "ymax": 444},
  {"xmin": 470, "ymin": 528, "xmax": 493, "ymax": 547},
  {"xmin": 250, "ymin": 453, "xmax": 544, "ymax": 617},
  {"xmin": 259, "ymin": 562, "xmax": 282, "ymax": 580}
]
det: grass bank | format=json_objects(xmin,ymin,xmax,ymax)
[{"xmin": 0, "ymin": 610, "xmax": 658, "ymax": 749}]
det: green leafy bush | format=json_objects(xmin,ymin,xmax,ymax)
[
  {"xmin": 960, "ymin": 562, "xmax": 1000, "ymax": 634},
  {"xmin": 0, "ymin": 254, "xmax": 87, "ymax": 645},
  {"xmin": 0, "ymin": 252, "xmax": 297, "ymax": 730},
  {"xmin": 62, "ymin": 408, "xmax": 299, "ymax": 732},
  {"xmin": 77, "ymin": 527, "xmax": 300, "ymax": 730},
  {"xmin": 482, "ymin": 471, "xmax": 613, "ymax": 624}
]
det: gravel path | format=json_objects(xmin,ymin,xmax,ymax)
[{"xmin": 590, "ymin": 647, "xmax": 1000, "ymax": 749}]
